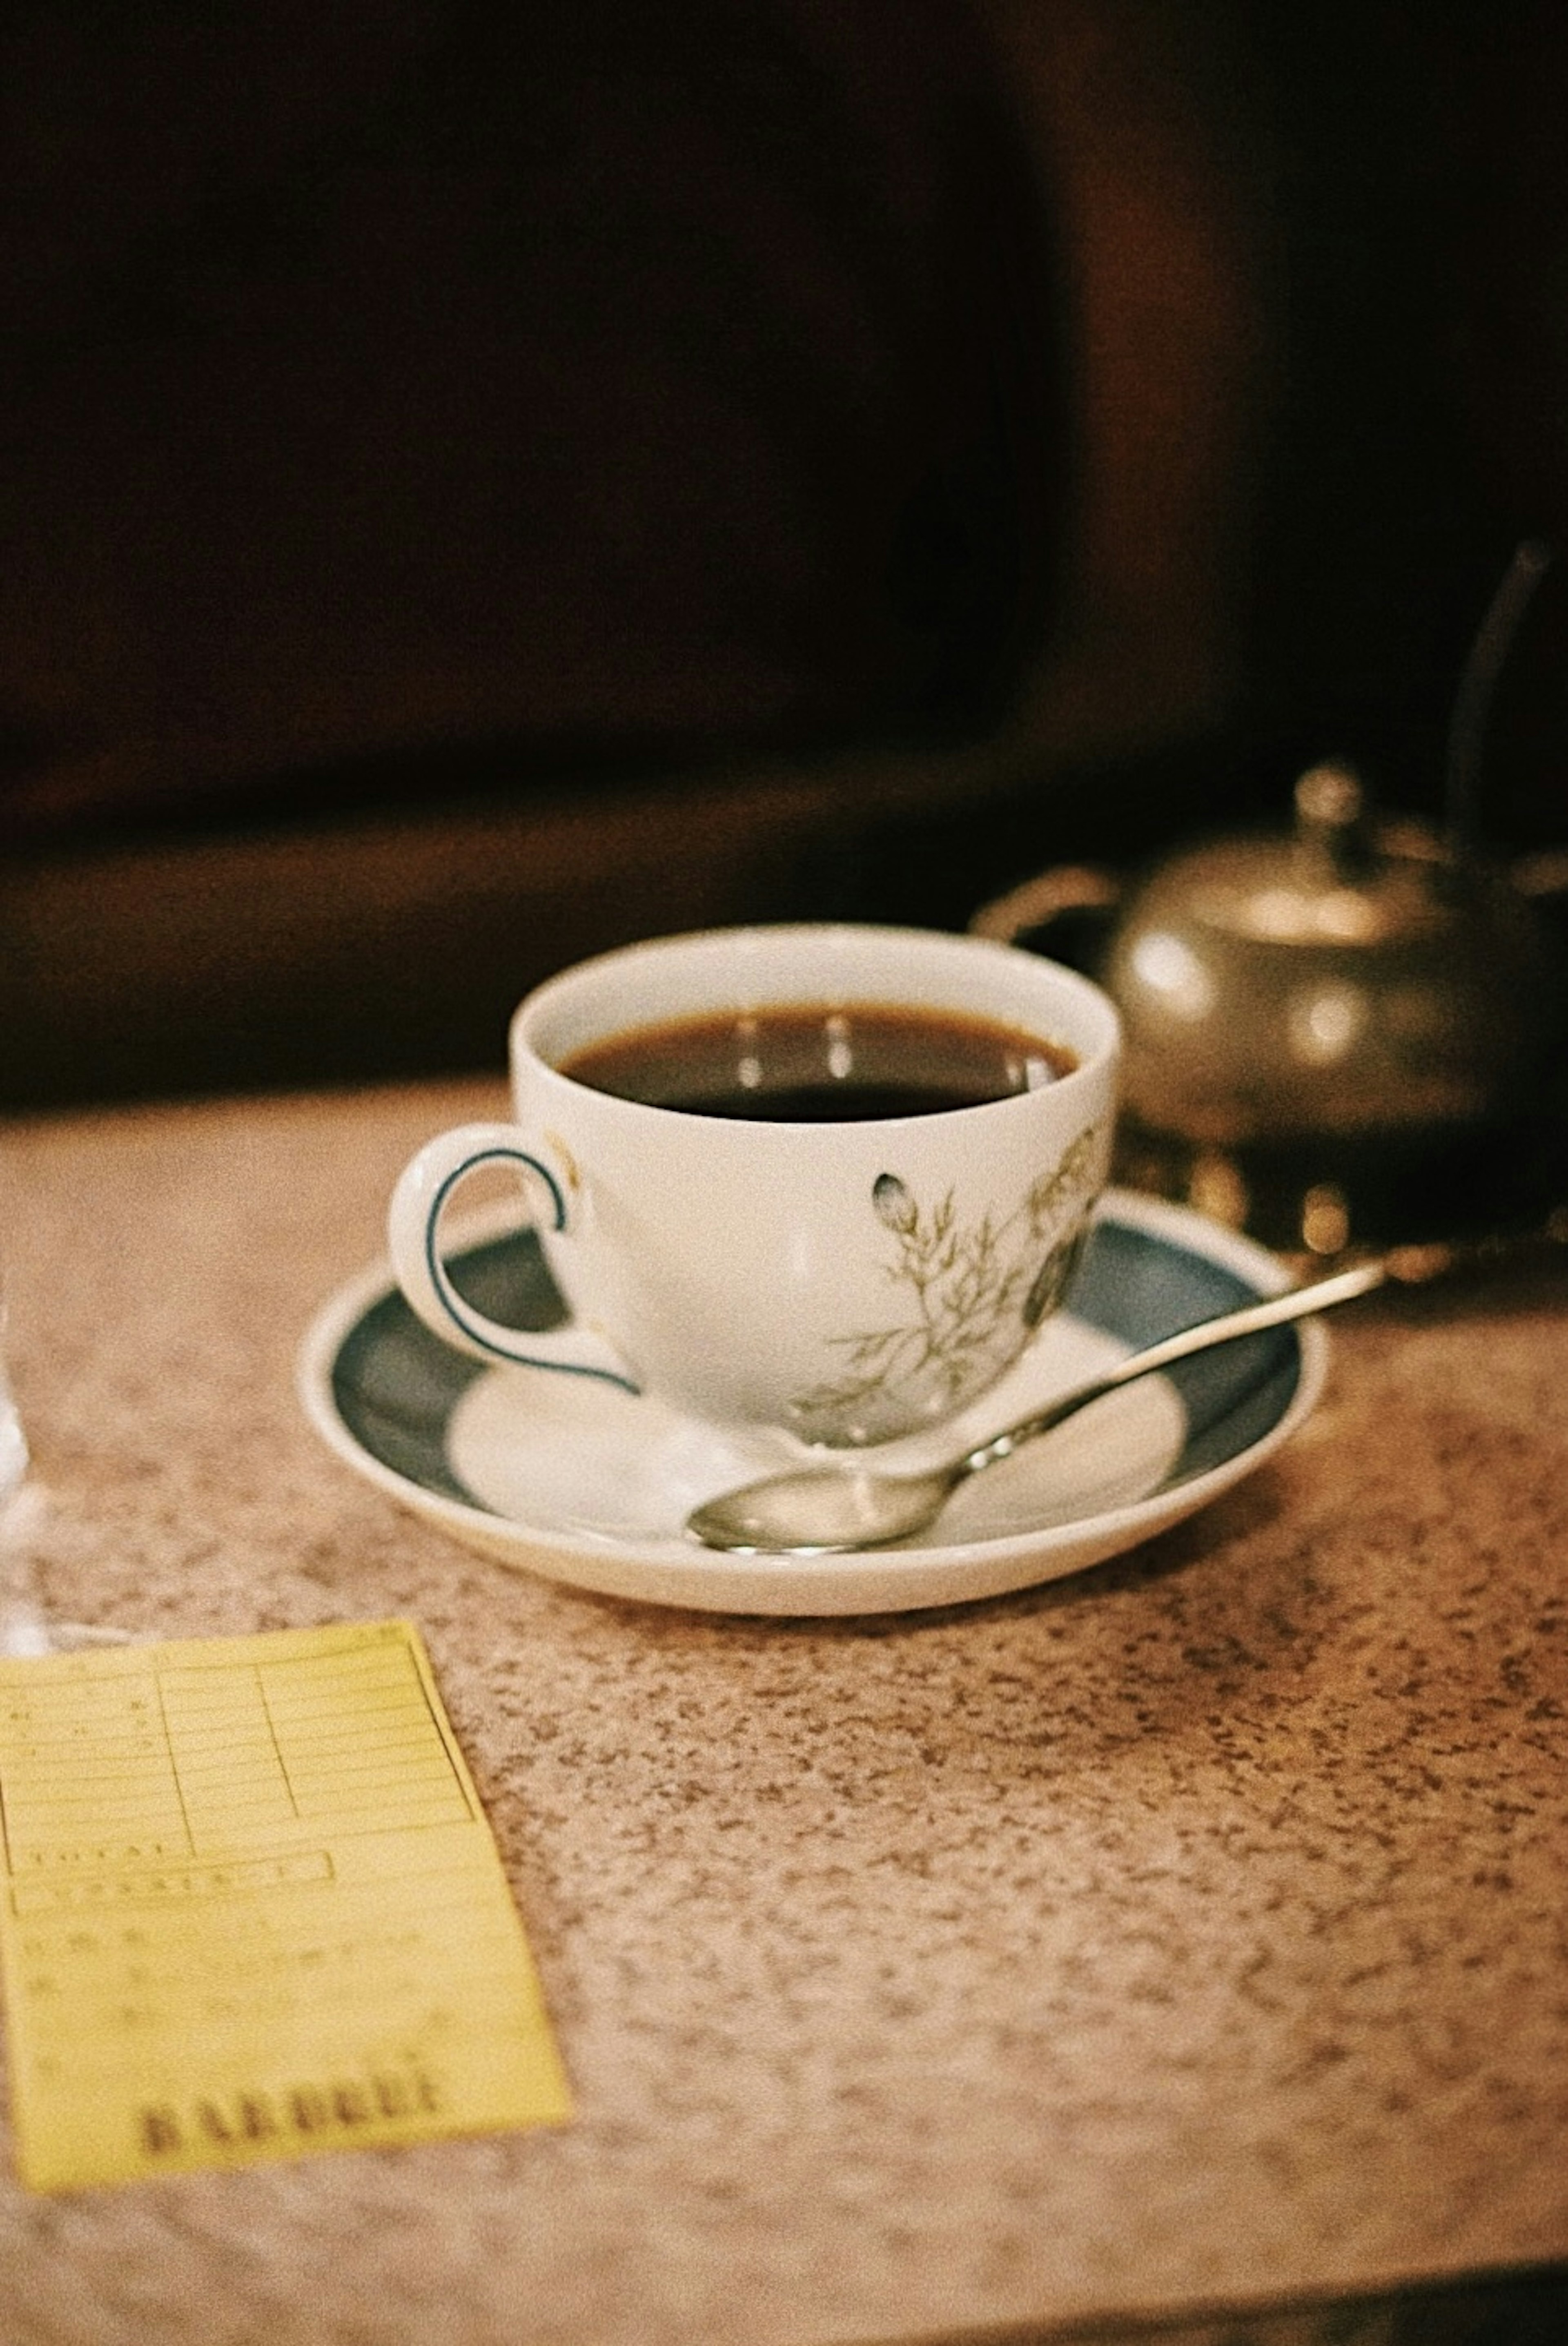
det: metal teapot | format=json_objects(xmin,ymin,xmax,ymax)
[{"xmin": 973, "ymin": 549, "xmax": 1568, "ymax": 1253}]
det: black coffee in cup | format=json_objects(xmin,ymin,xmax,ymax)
[{"xmin": 557, "ymin": 1002, "xmax": 1078, "ymax": 1121}]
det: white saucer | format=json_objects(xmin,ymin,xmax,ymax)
[{"xmin": 296, "ymin": 1191, "xmax": 1327, "ymax": 1616}]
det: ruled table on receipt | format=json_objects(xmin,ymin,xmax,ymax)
[{"xmin": 0, "ymin": 1619, "xmax": 570, "ymax": 2190}]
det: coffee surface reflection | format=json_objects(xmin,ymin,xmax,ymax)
[{"xmin": 557, "ymin": 1002, "xmax": 1079, "ymax": 1121}]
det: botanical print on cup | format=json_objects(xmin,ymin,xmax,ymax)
[{"xmin": 787, "ymin": 1120, "xmax": 1111, "ymax": 1445}]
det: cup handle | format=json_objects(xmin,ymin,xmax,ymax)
[{"xmin": 386, "ymin": 1122, "xmax": 639, "ymax": 1391}]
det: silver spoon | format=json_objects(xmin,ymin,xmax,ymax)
[{"xmin": 686, "ymin": 1239, "xmax": 1493, "ymax": 1555}]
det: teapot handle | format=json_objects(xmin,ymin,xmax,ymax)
[{"xmin": 969, "ymin": 865, "xmax": 1121, "ymax": 953}]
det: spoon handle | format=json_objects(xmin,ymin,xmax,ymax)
[{"xmin": 954, "ymin": 1255, "xmax": 1392, "ymax": 1481}]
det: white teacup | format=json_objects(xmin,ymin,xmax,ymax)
[{"xmin": 388, "ymin": 924, "xmax": 1120, "ymax": 1447}]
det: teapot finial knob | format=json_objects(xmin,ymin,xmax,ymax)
[
  {"xmin": 1294, "ymin": 760, "xmax": 1363, "ymax": 837},
  {"xmin": 1294, "ymin": 760, "xmax": 1370, "ymax": 878}
]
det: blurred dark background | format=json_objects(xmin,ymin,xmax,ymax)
[{"xmin": 3, "ymin": 0, "xmax": 1567, "ymax": 1106}]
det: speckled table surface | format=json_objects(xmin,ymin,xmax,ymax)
[{"xmin": 0, "ymin": 1079, "xmax": 1564, "ymax": 2346}]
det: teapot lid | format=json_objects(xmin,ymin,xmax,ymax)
[{"xmin": 1131, "ymin": 762, "xmax": 1468, "ymax": 952}]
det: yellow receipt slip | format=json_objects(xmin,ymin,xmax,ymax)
[{"xmin": 0, "ymin": 1619, "xmax": 571, "ymax": 2190}]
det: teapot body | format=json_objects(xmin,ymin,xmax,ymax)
[{"xmin": 1104, "ymin": 829, "xmax": 1557, "ymax": 1150}]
